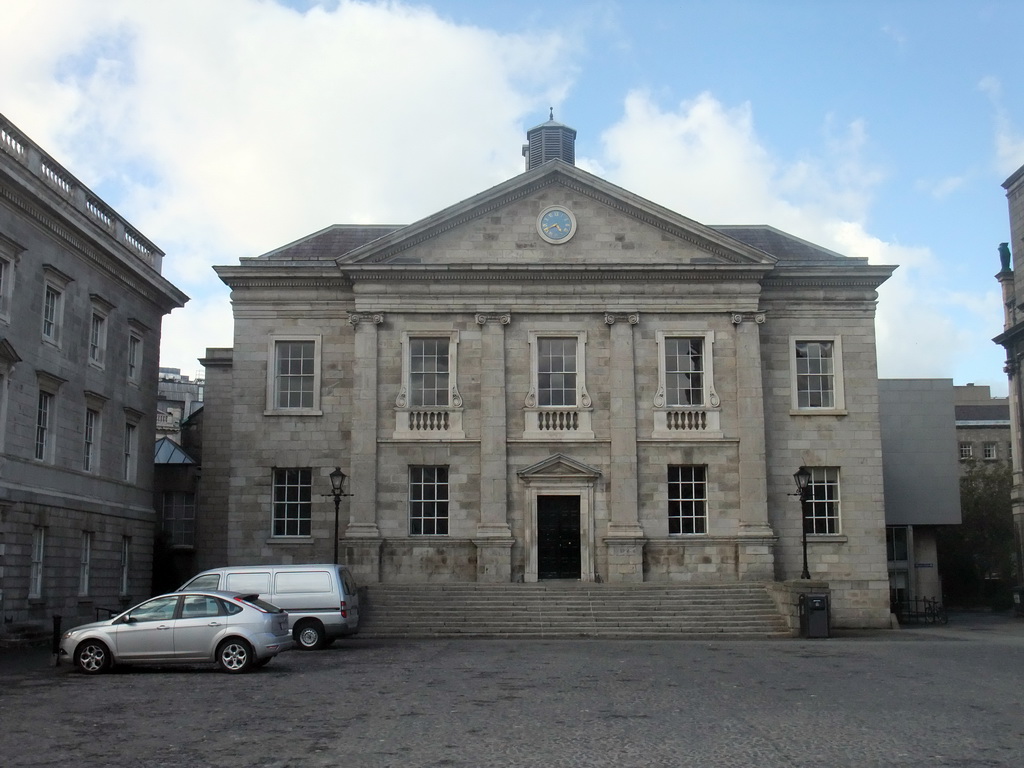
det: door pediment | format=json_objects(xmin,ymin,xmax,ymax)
[{"xmin": 517, "ymin": 453, "xmax": 602, "ymax": 482}]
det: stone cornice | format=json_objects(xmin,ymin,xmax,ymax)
[{"xmin": 0, "ymin": 176, "xmax": 187, "ymax": 312}]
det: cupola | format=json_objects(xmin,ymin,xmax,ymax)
[{"xmin": 522, "ymin": 108, "xmax": 577, "ymax": 170}]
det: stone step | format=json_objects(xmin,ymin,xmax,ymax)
[{"xmin": 360, "ymin": 582, "xmax": 790, "ymax": 639}]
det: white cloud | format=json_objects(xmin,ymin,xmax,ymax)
[
  {"xmin": 0, "ymin": 0, "xmax": 575, "ymax": 372},
  {"xmin": 596, "ymin": 90, "xmax": 989, "ymax": 382},
  {"xmin": 980, "ymin": 75, "xmax": 1024, "ymax": 176}
]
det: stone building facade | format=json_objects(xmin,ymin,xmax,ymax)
[
  {"xmin": 994, "ymin": 164, "xmax": 1024, "ymax": 589},
  {"xmin": 0, "ymin": 113, "xmax": 187, "ymax": 630},
  {"xmin": 200, "ymin": 120, "xmax": 895, "ymax": 627}
]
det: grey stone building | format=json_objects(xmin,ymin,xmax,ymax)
[
  {"xmin": 0, "ymin": 113, "xmax": 187, "ymax": 631},
  {"xmin": 878, "ymin": 380, "xmax": 961, "ymax": 605},
  {"xmin": 994, "ymin": 164, "xmax": 1024, "ymax": 589},
  {"xmin": 954, "ymin": 383, "xmax": 1011, "ymax": 469},
  {"xmin": 201, "ymin": 117, "xmax": 896, "ymax": 627}
]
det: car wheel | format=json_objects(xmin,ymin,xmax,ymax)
[
  {"xmin": 294, "ymin": 620, "xmax": 326, "ymax": 650},
  {"xmin": 74, "ymin": 640, "xmax": 111, "ymax": 674},
  {"xmin": 217, "ymin": 638, "xmax": 254, "ymax": 673}
]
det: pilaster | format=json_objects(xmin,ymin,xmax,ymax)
[{"xmin": 346, "ymin": 312, "xmax": 382, "ymax": 541}]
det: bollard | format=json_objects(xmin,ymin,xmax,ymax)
[{"xmin": 51, "ymin": 615, "xmax": 61, "ymax": 667}]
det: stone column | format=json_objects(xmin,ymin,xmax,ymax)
[
  {"xmin": 343, "ymin": 312, "xmax": 383, "ymax": 581},
  {"xmin": 731, "ymin": 312, "xmax": 776, "ymax": 580},
  {"xmin": 474, "ymin": 313, "xmax": 514, "ymax": 581},
  {"xmin": 603, "ymin": 312, "xmax": 645, "ymax": 582}
]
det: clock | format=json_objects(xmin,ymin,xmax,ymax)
[{"xmin": 537, "ymin": 206, "xmax": 577, "ymax": 244}]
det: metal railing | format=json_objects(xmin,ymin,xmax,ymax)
[{"xmin": 892, "ymin": 596, "xmax": 948, "ymax": 625}]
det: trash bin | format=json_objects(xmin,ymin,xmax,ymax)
[
  {"xmin": 1013, "ymin": 587, "xmax": 1024, "ymax": 618},
  {"xmin": 798, "ymin": 593, "xmax": 830, "ymax": 638}
]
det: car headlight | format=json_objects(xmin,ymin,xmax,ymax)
[{"xmin": 61, "ymin": 630, "xmax": 79, "ymax": 640}]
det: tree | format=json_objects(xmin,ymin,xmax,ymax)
[{"xmin": 937, "ymin": 459, "xmax": 1015, "ymax": 608}]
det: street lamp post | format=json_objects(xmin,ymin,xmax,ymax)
[
  {"xmin": 793, "ymin": 467, "xmax": 812, "ymax": 580},
  {"xmin": 327, "ymin": 467, "xmax": 353, "ymax": 564}
]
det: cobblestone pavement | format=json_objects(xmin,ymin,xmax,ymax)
[{"xmin": 2, "ymin": 613, "xmax": 1023, "ymax": 767}]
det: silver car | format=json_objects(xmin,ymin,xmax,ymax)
[{"xmin": 59, "ymin": 590, "xmax": 293, "ymax": 674}]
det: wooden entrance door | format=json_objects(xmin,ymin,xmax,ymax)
[{"xmin": 537, "ymin": 495, "xmax": 581, "ymax": 580}]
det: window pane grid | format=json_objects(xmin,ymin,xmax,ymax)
[
  {"xmin": 163, "ymin": 492, "xmax": 196, "ymax": 547},
  {"xmin": 275, "ymin": 341, "xmax": 315, "ymax": 409},
  {"xmin": 538, "ymin": 338, "xmax": 577, "ymax": 407},
  {"xmin": 43, "ymin": 286, "xmax": 59, "ymax": 339},
  {"xmin": 35, "ymin": 392, "xmax": 51, "ymax": 461},
  {"xmin": 84, "ymin": 409, "xmax": 97, "ymax": 471},
  {"xmin": 409, "ymin": 466, "xmax": 449, "ymax": 535},
  {"xmin": 796, "ymin": 341, "xmax": 835, "ymax": 408},
  {"xmin": 665, "ymin": 338, "xmax": 704, "ymax": 406},
  {"xmin": 410, "ymin": 338, "xmax": 450, "ymax": 407},
  {"xmin": 667, "ymin": 465, "xmax": 708, "ymax": 535},
  {"xmin": 805, "ymin": 467, "xmax": 840, "ymax": 535},
  {"xmin": 273, "ymin": 468, "xmax": 312, "ymax": 536}
]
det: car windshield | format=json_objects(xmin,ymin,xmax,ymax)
[{"xmin": 235, "ymin": 594, "xmax": 284, "ymax": 613}]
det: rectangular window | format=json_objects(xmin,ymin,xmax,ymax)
[
  {"xmin": 123, "ymin": 422, "xmax": 137, "ymax": 482},
  {"xmin": 668, "ymin": 465, "xmax": 708, "ymax": 535},
  {"xmin": 79, "ymin": 532, "xmax": 92, "ymax": 596},
  {"xmin": 89, "ymin": 312, "xmax": 106, "ymax": 366},
  {"xmin": 410, "ymin": 338, "xmax": 450, "ymax": 407},
  {"xmin": 795, "ymin": 341, "xmax": 835, "ymax": 408},
  {"xmin": 35, "ymin": 391, "xmax": 53, "ymax": 461},
  {"xmin": 959, "ymin": 442, "xmax": 973, "ymax": 460},
  {"xmin": 537, "ymin": 337, "xmax": 577, "ymax": 407},
  {"xmin": 162, "ymin": 491, "xmax": 196, "ymax": 547},
  {"xmin": 664, "ymin": 338, "xmax": 705, "ymax": 406},
  {"xmin": 120, "ymin": 536, "xmax": 130, "ymax": 596},
  {"xmin": 272, "ymin": 468, "xmax": 312, "ymax": 537},
  {"xmin": 886, "ymin": 526, "xmax": 909, "ymax": 562},
  {"xmin": 84, "ymin": 408, "xmax": 99, "ymax": 472},
  {"xmin": 275, "ymin": 340, "xmax": 315, "ymax": 409},
  {"xmin": 29, "ymin": 527, "xmax": 45, "ymax": 598},
  {"xmin": 127, "ymin": 333, "xmax": 142, "ymax": 382},
  {"xmin": 42, "ymin": 285, "xmax": 62, "ymax": 342},
  {"xmin": 983, "ymin": 442, "xmax": 998, "ymax": 460},
  {"xmin": 409, "ymin": 466, "xmax": 449, "ymax": 535},
  {"xmin": 804, "ymin": 467, "xmax": 841, "ymax": 535}
]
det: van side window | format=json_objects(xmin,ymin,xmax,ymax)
[
  {"xmin": 185, "ymin": 574, "xmax": 221, "ymax": 590},
  {"xmin": 275, "ymin": 570, "xmax": 331, "ymax": 594},
  {"xmin": 225, "ymin": 572, "xmax": 271, "ymax": 594}
]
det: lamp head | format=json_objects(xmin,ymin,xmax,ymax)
[
  {"xmin": 793, "ymin": 466, "xmax": 811, "ymax": 493},
  {"xmin": 329, "ymin": 467, "xmax": 347, "ymax": 495}
]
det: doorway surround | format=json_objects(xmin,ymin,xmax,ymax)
[{"xmin": 517, "ymin": 454, "xmax": 601, "ymax": 583}]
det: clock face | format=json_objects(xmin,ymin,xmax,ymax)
[{"xmin": 538, "ymin": 206, "xmax": 576, "ymax": 243}]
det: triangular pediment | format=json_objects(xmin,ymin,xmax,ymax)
[
  {"xmin": 517, "ymin": 453, "xmax": 602, "ymax": 480},
  {"xmin": 335, "ymin": 162, "xmax": 776, "ymax": 271}
]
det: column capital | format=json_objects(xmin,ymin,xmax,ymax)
[
  {"xmin": 731, "ymin": 311, "xmax": 766, "ymax": 325},
  {"xmin": 475, "ymin": 313, "xmax": 511, "ymax": 326},
  {"xmin": 604, "ymin": 312, "xmax": 640, "ymax": 326},
  {"xmin": 349, "ymin": 312, "xmax": 384, "ymax": 327}
]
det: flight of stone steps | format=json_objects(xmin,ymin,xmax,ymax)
[{"xmin": 358, "ymin": 582, "xmax": 792, "ymax": 640}]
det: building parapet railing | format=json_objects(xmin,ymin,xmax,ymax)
[
  {"xmin": 393, "ymin": 408, "xmax": 465, "ymax": 440},
  {"xmin": 0, "ymin": 113, "xmax": 164, "ymax": 273}
]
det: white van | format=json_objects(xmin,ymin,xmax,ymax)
[{"xmin": 178, "ymin": 564, "xmax": 360, "ymax": 649}]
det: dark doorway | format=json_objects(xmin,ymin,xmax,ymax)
[{"xmin": 537, "ymin": 495, "xmax": 581, "ymax": 579}]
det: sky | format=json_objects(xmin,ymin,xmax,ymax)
[{"xmin": 2, "ymin": 0, "xmax": 1023, "ymax": 394}]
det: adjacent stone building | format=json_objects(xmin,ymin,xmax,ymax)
[
  {"xmin": 200, "ymin": 118, "xmax": 896, "ymax": 627},
  {"xmin": 994, "ymin": 164, "xmax": 1024, "ymax": 590},
  {"xmin": 0, "ymin": 113, "xmax": 187, "ymax": 630}
]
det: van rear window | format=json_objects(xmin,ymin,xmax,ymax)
[{"xmin": 275, "ymin": 570, "xmax": 331, "ymax": 594}]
